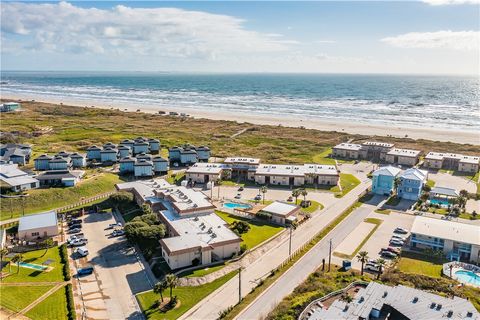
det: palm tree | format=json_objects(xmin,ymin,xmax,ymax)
[
  {"xmin": 459, "ymin": 189, "xmax": 468, "ymax": 198},
  {"xmin": 356, "ymin": 251, "xmax": 369, "ymax": 275},
  {"xmin": 0, "ymin": 248, "xmax": 8, "ymax": 278},
  {"xmin": 393, "ymin": 177, "xmax": 401, "ymax": 196},
  {"xmin": 292, "ymin": 189, "xmax": 301, "ymax": 205},
  {"xmin": 153, "ymin": 280, "xmax": 168, "ymax": 303},
  {"xmin": 300, "ymin": 189, "xmax": 308, "ymax": 203},
  {"xmin": 165, "ymin": 274, "xmax": 178, "ymax": 300},
  {"xmin": 260, "ymin": 186, "xmax": 268, "ymax": 204},
  {"xmin": 375, "ymin": 258, "xmax": 386, "ymax": 279},
  {"xmin": 41, "ymin": 238, "xmax": 54, "ymax": 257},
  {"xmin": 11, "ymin": 254, "xmax": 23, "ymax": 274}
]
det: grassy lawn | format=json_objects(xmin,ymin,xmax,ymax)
[
  {"xmin": 427, "ymin": 207, "xmax": 448, "ymax": 215},
  {"xmin": 215, "ymin": 211, "xmax": 283, "ymax": 249},
  {"xmin": 165, "ymin": 171, "xmax": 185, "ymax": 185},
  {"xmin": 374, "ymin": 208, "xmax": 391, "ymax": 215},
  {"xmin": 331, "ymin": 173, "xmax": 361, "ymax": 198},
  {"xmin": 426, "ymin": 179, "xmax": 436, "ymax": 188},
  {"xmin": 385, "ymin": 196, "xmax": 401, "ymax": 206},
  {"xmin": 0, "ymin": 172, "xmax": 121, "ymax": 220},
  {"xmin": 1, "ymin": 247, "xmax": 65, "ymax": 283},
  {"xmin": 0, "ymin": 285, "xmax": 53, "ymax": 312},
  {"xmin": 179, "ymin": 263, "xmax": 226, "ymax": 278},
  {"xmin": 397, "ymin": 251, "xmax": 446, "ymax": 278},
  {"xmin": 137, "ymin": 271, "xmax": 237, "ymax": 320},
  {"xmin": 295, "ymin": 199, "xmax": 323, "ymax": 214},
  {"xmin": 25, "ymin": 285, "xmax": 68, "ymax": 320},
  {"xmin": 311, "ymin": 148, "xmax": 336, "ymax": 165}
]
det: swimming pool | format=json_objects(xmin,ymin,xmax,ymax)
[
  {"xmin": 19, "ymin": 262, "xmax": 47, "ymax": 271},
  {"xmin": 429, "ymin": 199, "xmax": 450, "ymax": 206},
  {"xmin": 455, "ymin": 270, "xmax": 480, "ymax": 286},
  {"xmin": 223, "ymin": 202, "xmax": 252, "ymax": 210}
]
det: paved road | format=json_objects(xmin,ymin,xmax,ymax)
[{"xmin": 179, "ymin": 177, "xmax": 371, "ymax": 320}]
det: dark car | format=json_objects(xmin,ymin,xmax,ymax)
[
  {"xmin": 238, "ymin": 187, "xmax": 244, "ymax": 192},
  {"xmin": 381, "ymin": 251, "xmax": 397, "ymax": 259},
  {"xmin": 77, "ymin": 266, "xmax": 94, "ymax": 276},
  {"xmin": 69, "ymin": 224, "xmax": 82, "ymax": 230},
  {"xmin": 67, "ymin": 219, "xmax": 82, "ymax": 226},
  {"xmin": 68, "ymin": 228, "xmax": 82, "ymax": 234}
]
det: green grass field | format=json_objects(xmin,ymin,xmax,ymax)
[
  {"xmin": 426, "ymin": 179, "xmax": 436, "ymax": 188},
  {"xmin": 331, "ymin": 173, "xmax": 361, "ymax": 197},
  {"xmin": 397, "ymin": 252, "xmax": 446, "ymax": 278},
  {"xmin": 0, "ymin": 172, "xmax": 121, "ymax": 220},
  {"xmin": 295, "ymin": 199, "xmax": 324, "ymax": 214},
  {"xmin": 179, "ymin": 263, "xmax": 227, "ymax": 278},
  {"xmin": 25, "ymin": 285, "xmax": 69, "ymax": 320},
  {"xmin": 0, "ymin": 285, "xmax": 53, "ymax": 313},
  {"xmin": 374, "ymin": 208, "xmax": 391, "ymax": 215},
  {"xmin": 137, "ymin": 271, "xmax": 237, "ymax": 320},
  {"xmin": 1, "ymin": 247, "xmax": 64, "ymax": 283},
  {"xmin": 215, "ymin": 211, "xmax": 283, "ymax": 249}
]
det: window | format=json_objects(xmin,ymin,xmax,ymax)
[{"xmin": 32, "ymin": 232, "xmax": 40, "ymax": 236}]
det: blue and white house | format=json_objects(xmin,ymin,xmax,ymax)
[
  {"xmin": 153, "ymin": 156, "xmax": 168, "ymax": 174},
  {"xmin": 103, "ymin": 142, "xmax": 117, "ymax": 150},
  {"xmin": 117, "ymin": 145, "xmax": 131, "ymax": 158},
  {"xmin": 136, "ymin": 153, "xmax": 152, "ymax": 162},
  {"xmin": 180, "ymin": 149, "xmax": 198, "ymax": 165},
  {"xmin": 134, "ymin": 159, "xmax": 153, "ymax": 177},
  {"xmin": 70, "ymin": 153, "xmax": 86, "ymax": 168},
  {"xmin": 34, "ymin": 154, "xmax": 53, "ymax": 171},
  {"xmin": 371, "ymin": 166, "xmax": 401, "ymax": 196},
  {"xmin": 196, "ymin": 146, "xmax": 211, "ymax": 162},
  {"xmin": 119, "ymin": 157, "xmax": 135, "ymax": 174},
  {"xmin": 133, "ymin": 141, "xmax": 149, "ymax": 155},
  {"xmin": 120, "ymin": 139, "xmax": 135, "ymax": 150},
  {"xmin": 148, "ymin": 138, "xmax": 160, "ymax": 153},
  {"xmin": 86, "ymin": 145, "xmax": 102, "ymax": 161},
  {"xmin": 48, "ymin": 156, "xmax": 70, "ymax": 170},
  {"xmin": 397, "ymin": 168, "xmax": 428, "ymax": 201},
  {"xmin": 100, "ymin": 147, "xmax": 118, "ymax": 163}
]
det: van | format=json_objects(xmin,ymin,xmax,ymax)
[{"xmin": 75, "ymin": 247, "xmax": 89, "ymax": 257}]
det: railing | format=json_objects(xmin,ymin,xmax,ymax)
[
  {"xmin": 298, "ymin": 281, "xmax": 370, "ymax": 320},
  {"xmin": 55, "ymin": 191, "xmax": 114, "ymax": 213}
]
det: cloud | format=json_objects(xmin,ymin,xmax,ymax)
[
  {"xmin": 421, "ymin": 0, "xmax": 479, "ymax": 5},
  {"xmin": 313, "ymin": 40, "xmax": 337, "ymax": 44},
  {"xmin": 381, "ymin": 30, "xmax": 479, "ymax": 51},
  {"xmin": 0, "ymin": 1, "xmax": 291, "ymax": 58}
]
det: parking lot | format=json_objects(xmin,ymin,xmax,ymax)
[{"xmin": 68, "ymin": 211, "xmax": 153, "ymax": 320}]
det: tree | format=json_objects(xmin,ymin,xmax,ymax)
[
  {"xmin": 132, "ymin": 213, "xmax": 159, "ymax": 225},
  {"xmin": 300, "ymin": 189, "xmax": 308, "ymax": 202},
  {"xmin": 459, "ymin": 189, "xmax": 469, "ymax": 198},
  {"xmin": 154, "ymin": 280, "xmax": 168, "ymax": 303},
  {"xmin": 291, "ymin": 189, "xmax": 301, "ymax": 205},
  {"xmin": 393, "ymin": 178, "xmax": 402, "ymax": 195},
  {"xmin": 165, "ymin": 274, "xmax": 178, "ymax": 300},
  {"xmin": 260, "ymin": 186, "xmax": 268, "ymax": 204},
  {"xmin": 41, "ymin": 238, "xmax": 54, "ymax": 257},
  {"xmin": 375, "ymin": 258, "xmax": 386, "ymax": 279},
  {"xmin": 356, "ymin": 251, "xmax": 369, "ymax": 276},
  {"xmin": 141, "ymin": 204, "xmax": 153, "ymax": 215},
  {"xmin": 11, "ymin": 254, "xmax": 23, "ymax": 274},
  {"xmin": 109, "ymin": 192, "xmax": 134, "ymax": 206},
  {"xmin": 0, "ymin": 248, "xmax": 8, "ymax": 277}
]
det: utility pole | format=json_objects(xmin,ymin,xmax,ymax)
[
  {"xmin": 328, "ymin": 239, "xmax": 332, "ymax": 272},
  {"xmin": 289, "ymin": 226, "xmax": 293, "ymax": 256},
  {"xmin": 238, "ymin": 267, "xmax": 242, "ymax": 303}
]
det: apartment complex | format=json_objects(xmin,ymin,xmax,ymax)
[
  {"xmin": 254, "ymin": 164, "xmax": 339, "ymax": 187},
  {"xmin": 424, "ymin": 152, "xmax": 479, "ymax": 173}
]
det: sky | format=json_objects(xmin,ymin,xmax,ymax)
[{"xmin": 1, "ymin": 0, "xmax": 479, "ymax": 74}]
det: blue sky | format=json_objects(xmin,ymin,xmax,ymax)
[{"xmin": 1, "ymin": 1, "xmax": 479, "ymax": 74}]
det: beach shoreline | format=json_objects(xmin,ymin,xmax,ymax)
[{"xmin": 3, "ymin": 94, "xmax": 479, "ymax": 145}]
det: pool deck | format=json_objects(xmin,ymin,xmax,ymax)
[{"xmin": 443, "ymin": 262, "xmax": 480, "ymax": 288}]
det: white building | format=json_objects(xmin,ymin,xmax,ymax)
[
  {"xmin": 424, "ymin": 152, "xmax": 480, "ymax": 173},
  {"xmin": 223, "ymin": 157, "xmax": 260, "ymax": 180},
  {"xmin": 185, "ymin": 163, "xmax": 230, "ymax": 184},
  {"xmin": 18, "ymin": 211, "xmax": 58, "ymax": 241},
  {"xmin": 254, "ymin": 164, "xmax": 339, "ymax": 187},
  {"xmin": 410, "ymin": 216, "xmax": 480, "ymax": 263},
  {"xmin": 331, "ymin": 143, "xmax": 363, "ymax": 159},
  {"xmin": 385, "ymin": 148, "xmax": 421, "ymax": 166},
  {"xmin": 260, "ymin": 201, "xmax": 300, "ymax": 225},
  {"xmin": 0, "ymin": 163, "xmax": 39, "ymax": 191}
]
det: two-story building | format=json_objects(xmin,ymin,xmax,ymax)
[
  {"xmin": 385, "ymin": 148, "xmax": 421, "ymax": 166},
  {"xmin": 70, "ymin": 153, "xmax": 87, "ymax": 168},
  {"xmin": 34, "ymin": 154, "xmax": 53, "ymax": 171},
  {"xmin": 223, "ymin": 157, "xmax": 260, "ymax": 181},
  {"xmin": 372, "ymin": 166, "xmax": 401, "ymax": 196},
  {"xmin": 185, "ymin": 163, "xmax": 230, "ymax": 184},
  {"xmin": 0, "ymin": 163, "xmax": 39, "ymax": 191},
  {"xmin": 134, "ymin": 159, "xmax": 154, "ymax": 177},
  {"xmin": 331, "ymin": 143, "xmax": 363, "ymax": 159},
  {"xmin": 86, "ymin": 145, "xmax": 102, "ymax": 161},
  {"xmin": 100, "ymin": 147, "xmax": 118, "ymax": 163},
  {"xmin": 397, "ymin": 168, "xmax": 428, "ymax": 201},
  {"xmin": 424, "ymin": 152, "xmax": 480, "ymax": 173},
  {"xmin": 254, "ymin": 164, "xmax": 339, "ymax": 187},
  {"xmin": 0, "ymin": 143, "xmax": 32, "ymax": 165}
]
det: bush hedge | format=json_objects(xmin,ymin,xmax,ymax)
[
  {"xmin": 59, "ymin": 244, "xmax": 71, "ymax": 281},
  {"xmin": 65, "ymin": 284, "xmax": 76, "ymax": 320}
]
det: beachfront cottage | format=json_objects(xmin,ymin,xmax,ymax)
[
  {"xmin": 18, "ymin": 211, "xmax": 59, "ymax": 241},
  {"xmin": 120, "ymin": 139, "xmax": 135, "ymax": 150},
  {"xmin": 169, "ymin": 145, "xmax": 201, "ymax": 166},
  {"xmin": 48, "ymin": 156, "xmax": 71, "ymax": 171},
  {"xmin": 385, "ymin": 148, "xmax": 421, "ymax": 166},
  {"xmin": 34, "ymin": 154, "xmax": 53, "ymax": 171},
  {"xmin": 103, "ymin": 142, "xmax": 117, "ymax": 149},
  {"xmin": 86, "ymin": 145, "xmax": 102, "ymax": 161},
  {"xmin": 397, "ymin": 168, "xmax": 428, "ymax": 201},
  {"xmin": 185, "ymin": 163, "xmax": 230, "ymax": 184},
  {"xmin": 133, "ymin": 141, "xmax": 149, "ymax": 155},
  {"xmin": 148, "ymin": 138, "xmax": 161, "ymax": 153},
  {"xmin": 332, "ymin": 143, "xmax": 363, "ymax": 159},
  {"xmin": 119, "ymin": 157, "xmax": 135, "ymax": 174},
  {"xmin": 70, "ymin": 153, "xmax": 86, "ymax": 168},
  {"xmin": 168, "ymin": 146, "xmax": 182, "ymax": 163},
  {"xmin": 134, "ymin": 159, "xmax": 153, "ymax": 177},
  {"xmin": 117, "ymin": 145, "xmax": 131, "ymax": 158},
  {"xmin": 180, "ymin": 149, "xmax": 198, "ymax": 165},
  {"xmin": 55, "ymin": 151, "xmax": 70, "ymax": 159},
  {"xmin": 424, "ymin": 152, "xmax": 479, "ymax": 173},
  {"xmin": 260, "ymin": 201, "xmax": 300, "ymax": 225},
  {"xmin": 153, "ymin": 156, "xmax": 168, "ymax": 174},
  {"xmin": 136, "ymin": 153, "xmax": 152, "ymax": 162},
  {"xmin": 195, "ymin": 146, "xmax": 211, "ymax": 162},
  {"xmin": 36, "ymin": 170, "xmax": 83, "ymax": 187},
  {"xmin": 371, "ymin": 166, "xmax": 401, "ymax": 196},
  {"xmin": 0, "ymin": 163, "xmax": 39, "ymax": 192},
  {"xmin": 0, "ymin": 143, "xmax": 32, "ymax": 166},
  {"xmin": 224, "ymin": 157, "xmax": 260, "ymax": 181},
  {"xmin": 410, "ymin": 216, "xmax": 480, "ymax": 263},
  {"xmin": 100, "ymin": 147, "xmax": 118, "ymax": 163}
]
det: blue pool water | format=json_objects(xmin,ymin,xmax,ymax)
[
  {"xmin": 430, "ymin": 199, "xmax": 450, "ymax": 206},
  {"xmin": 223, "ymin": 202, "xmax": 252, "ymax": 210},
  {"xmin": 455, "ymin": 270, "xmax": 480, "ymax": 286},
  {"xmin": 19, "ymin": 262, "xmax": 47, "ymax": 271}
]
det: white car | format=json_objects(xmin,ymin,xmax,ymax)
[
  {"xmin": 112, "ymin": 229, "xmax": 125, "ymax": 237},
  {"xmin": 234, "ymin": 193, "xmax": 241, "ymax": 199},
  {"xmin": 69, "ymin": 238, "xmax": 88, "ymax": 247},
  {"xmin": 75, "ymin": 247, "xmax": 89, "ymax": 257},
  {"xmin": 365, "ymin": 263, "xmax": 380, "ymax": 272},
  {"xmin": 391, "ymin": 235, "xmax": 407, "ymax": 242},
  {"xmin": 107, "ymin": 222, "xmax": 122, "ymax": 229},
  {"xmin": 394, "ymin": 227, "xmax": 408, "ymax": 234},
  {"xmin": 390, "ymin": 239, "xmax": 404, "ymax": 246}
]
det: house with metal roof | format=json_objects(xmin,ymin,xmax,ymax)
[
  {"xmin": 385, "ymin": 148, "xmax": 421, "ymax": 166},
  {"xmin": 372, "ymin": 166, "xmax": 402, "ymax": 196},
  {"xmin": 260, "ymin": 201, "xmax": 300, "ymax": 225},
  {"xmin": 18, "ymin": 211, "xmax": 58, "ymax": 241},
  {"xmin": 86, "ymin": 145, "xmax": 102, "ymax": 161},
  {"xmin": 0, "ymin": 143, "xmax": 31, "ymax": 165},
  {"xmin": 70, "ymin": 153, "xmax": 86, "ymax": 168},
  {"xmin": 36, "ymin": 170, "xmax": 83, "ymax": 187},
  {"xmin": 0, "ymin": 163, "xmax": 39, "ymax": 192},
  {"xmin": 34, "ymin": 154, "xmax": 53, "ymax": 171},
  {"xmin": 153, "ymin": 156, "xmax": 168, "ymax": 174},
  {"xmin": 254, "ymin": 164, "xmax": 339, "ymax": 187},
  {"xmin": 397, "ymin": 168, "xmax": 428, "ymax": 201}
]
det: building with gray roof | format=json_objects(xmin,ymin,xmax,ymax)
[{"xmin": 18, "ymin": 211, "xmax": 58, "ymax": 241}]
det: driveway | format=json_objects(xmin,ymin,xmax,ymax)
[
  {"xmin": 428, "ymin": 171, "xmax": 477, "ymax": 193},
  {"xmin": 70, "ymin": 211, "xmax": 153, "ymax": 320}
]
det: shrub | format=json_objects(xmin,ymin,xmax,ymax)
[
  {"xmin": 256, "ymin": 211, "xmax": 272, "ymax": 220},
  {"xmin": 231, "ymin": 221, "xmax": 250, "ymax": 234},
  {"xmin": 109, "ymin": 191, "xmax": 134, "ymax": 205},
  {"xmin": 59, "ymin": 244, "xmax": 71, "ymax": 281},
  {"xmin": 240, "ymin": 244, "xmax": 248, "ymax": 253},
  {"xmin": 66, "ymin": 284, "xmax": 76, "ymax": 320}
]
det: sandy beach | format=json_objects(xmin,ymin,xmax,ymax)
[{"xmin": 4, "ymin": 94, "xmax": 479, "ymax": 145}]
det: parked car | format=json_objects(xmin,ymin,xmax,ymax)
[
  {"xmin": 107, "ymin": 222, "xmax": 122, "ymax": 229},
  {"xmin": 69, "ymin": 224, "xmax": 82, "ymax": 230},
  {"xmin": 238, "ymin": 187, "xmax": 244, "ymax": 192},
  {"xmin": 69, "ymin": 238, "xmax": 88, "ymax": 247},
  {"xmin": 390, "ymin": 239, "xmax": 404, "ymax": 246},
  {"xmin": 254, "ymin": 194, "xmax": 262, "ymax": 201},
  {"xmin": 77, "ymin": 265, "xmax": 94, "ymax": 276},
  {"xmin": 381, "ymin": 250, "xmax": 397, "ymax": 258},
  {"xmin": 391, "ymin": 235, "xmax": 407, "ymax": 242},
  {"xmin": 381, "ymin": 247, "xmax": 401, "ymax": 254},
  {"xmin": 234, "ymin": 193, "xmax": 241, "ymax": 199},
  {"xmin": 67, "ymin": 234, "xmax": 85, "ymax": 243},
  {"xmin": 287, "ymin": 196, "xmax": 293, "ymax": 202},
  {"xmin": 74, "ymin": 247, "xmax": 89, "ymax": 257},
  {"xmin": 365, "ymin": 263, "xmax": 380, "ymax": 272},
  {"xmin": 67, "ymin": 219, "xmax": 82, "ymax": 226},
  {"xmin": 112, "ymin": 229, "xmax": 125, "ymax": 237},
  {"xmin": 68, "ymin": 228, "xmax": 82, "ymax": 234},
  {"xmin": 394, "ymin": 227, "xmax": 408, "ymax": 234}
]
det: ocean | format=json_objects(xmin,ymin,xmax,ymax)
[{"xmin": 1, "ymin": 72, "xmax": 479, "ymax": 132}]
